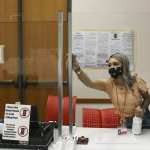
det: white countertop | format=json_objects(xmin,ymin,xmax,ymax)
[
  {"xmin": 73, "ymin": 127, "xmax": 150, "ymax": 150},
  {"xmin": 1, "ymin": 127, "xmax": 150, "ymax": 150}
]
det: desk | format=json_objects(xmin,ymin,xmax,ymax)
[
  {"xmin": 1, "ymin": 127, "xmax": 150, "ymax": 150},
  {"xmin": 74, "ymin": 127, "xmax": 150, "ymax": 150},
  {"xmin": 47, "ymin": 127, "xmax": 150, "ymax": 150}
]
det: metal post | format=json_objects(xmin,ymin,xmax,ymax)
[
  {"xmin": 68, "ymin": 0, "xmax": 73, "ymax": 136},
  {"xmin": 17, "ymin": 0, "xmax": 24, "ymax": 103},
  {"xmin": 57, "ymin": 11, "xmax": 64, "ymax": 137}
]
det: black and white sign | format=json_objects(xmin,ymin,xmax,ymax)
[
  {"xmin": 2, "ymin": 104, "xmax": 31, "ymax": 142},
  {"xmin": 72, "ymin": 30, "xmax": 134, "ymax": 69}
]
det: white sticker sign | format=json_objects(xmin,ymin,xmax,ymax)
[{"xmin": 2, "ymin": 104, "xmax": 31, "ymax": 142}]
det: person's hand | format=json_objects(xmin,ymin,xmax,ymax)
[
  {"xmin": 72, "ymin": 54, "xmax": 80, "ymax": 72},
  {"xmin": 135, "ymin": 106, "xmax": 144, "ymax": 118}
]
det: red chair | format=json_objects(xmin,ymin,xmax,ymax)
[
  {"xmin": 45, "ymin": 96, "xmax": 76, "ymax": 125},
  {"xmin": 82, "ymin": 108, "xmax": 102, "ymax": 128},
  {"xmin": 101, "ymin": 108, "xmax": 120, "ymax": 128},
  {"xmin": 82, "ymin": 108, "xmax": 120, "ymax": 128}
]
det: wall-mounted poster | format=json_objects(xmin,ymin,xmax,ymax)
[{"xmin": 72, "ymin": 30, "xmax": 134, "ymax": 69}]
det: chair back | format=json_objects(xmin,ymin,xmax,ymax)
[
  {"xmin": 101, "ymin": 108, "xmax": 120, "ymax": 128},
  {"xmin": 45, "ymin": 96, "xmax": 76, "ymax": 125},
  {"xmin": 82, "ymin": 108, "xmax": 101, "ymax": 128},
  {"xmin": 82, "ymin": 107, "xmax": 120, "ymax": 128}
]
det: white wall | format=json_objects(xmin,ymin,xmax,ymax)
[
  {"xmin": 72, "ymin": 0, "xmax": 150, "ymax": 126},
  {"xmin": 72, "ymin": 0, "xmax": 150, "ymax": 98}
]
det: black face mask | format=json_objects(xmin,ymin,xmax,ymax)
[{"xmin": 108, "ymin": 67, "xmax": 123, "ymax": 78}]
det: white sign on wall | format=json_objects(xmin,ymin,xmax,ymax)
[
  {"xmin": 72, "ymin": 30, "xmax": 134, "ymax": 69},
  {"xmin": 2, "ymin": 104, "xmax": 31, "ymax": 142}
]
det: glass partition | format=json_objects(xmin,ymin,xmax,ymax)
[{"xmin": 0, "ymin": 0, "xmax": 68, "ymax": 122}]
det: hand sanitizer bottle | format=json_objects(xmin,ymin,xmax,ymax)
[{"xmin": 132, "ymin": 116, "xmax": 142, "ymax": 135}]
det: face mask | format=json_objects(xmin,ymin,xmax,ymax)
[{"xmin": 108, "ymin": 66, "xmax": 123, "ymax": 78}]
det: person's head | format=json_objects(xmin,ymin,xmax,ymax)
[{"xmin": 107, "ymin": 53, "xmax": 135, "ymax": 88}]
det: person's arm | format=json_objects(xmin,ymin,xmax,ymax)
[
  {"xmin": 75, "ymin": 68, "xmax": 107, "ymax": 91},
  {"xmin": 135, "ymin": 92, "xmax": 150, "ymax": 117},
  {"xmin": 140, "ymin": 91, "xmax": 150, "ymax": 112},
  {"xmin": 135, "ymin": 77, "xmax": 150, "ymax": 116},
  {"xmin": 73, "ymin": 54, "xmax": 107, "ymax": 91}
]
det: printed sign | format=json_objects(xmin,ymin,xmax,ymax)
[
  {"xmin": 73, "ymin": 30, "xmax": 134, "ymax": 69},
  {"xmin": 2, "ymin": 104, "xmax": 31, "ymax": 142}
]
